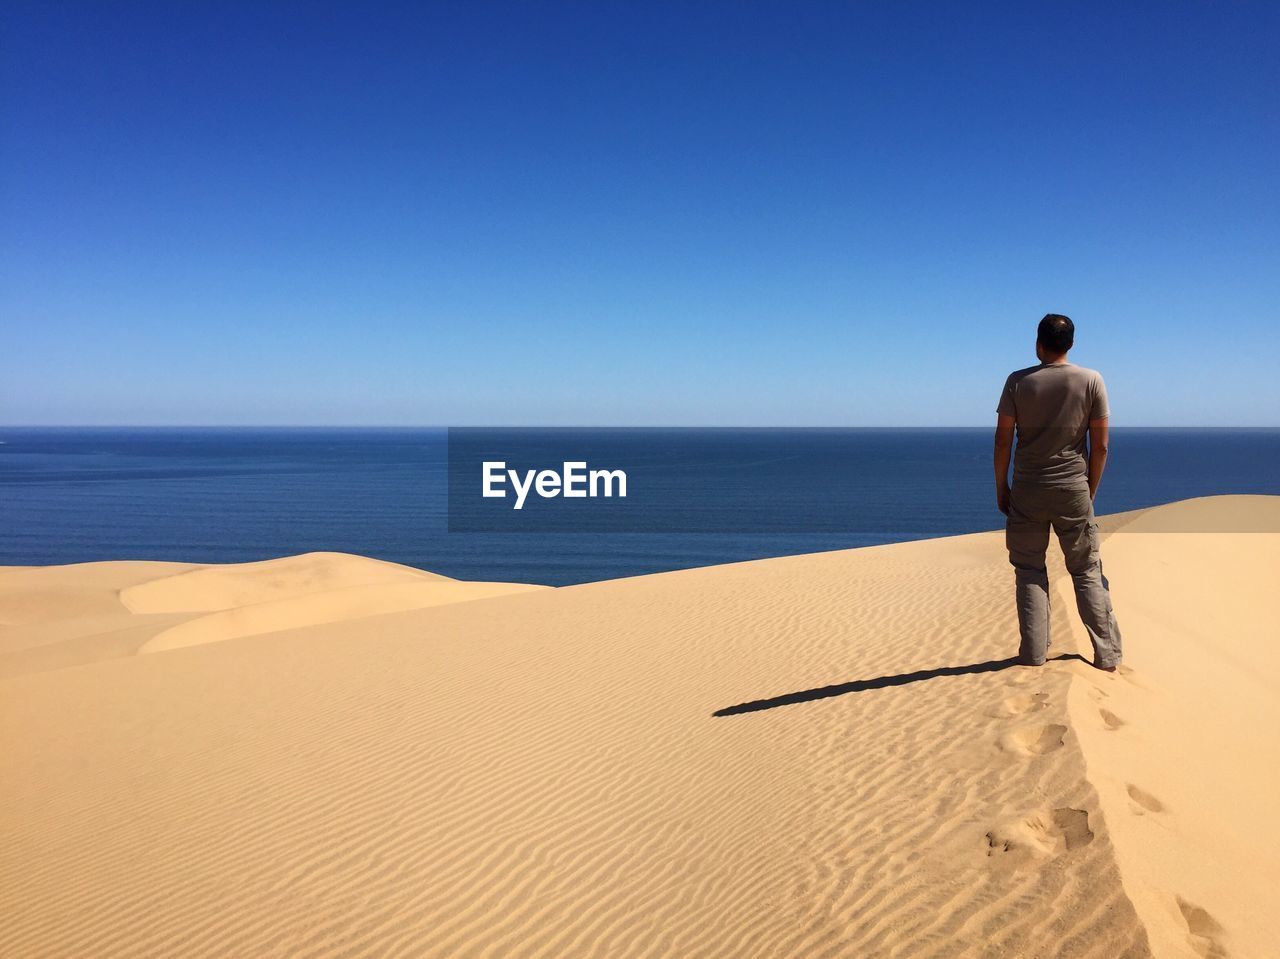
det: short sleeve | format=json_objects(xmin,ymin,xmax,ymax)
[
  {"xmin": 1090, "ymin": 374, "xmax": 1110, "ymax": 420},
  {"xmin": 996, "ymin": 374, "xmax": 1016, "ymax": 416}
]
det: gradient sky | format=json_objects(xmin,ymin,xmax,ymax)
[{"xmin": 3, "ymin": 2, "xmax": 1277, "ymax": 425}]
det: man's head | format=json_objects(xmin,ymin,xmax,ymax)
[{"xmin": 1036, "ymin": 313, "xmax": 1074, "ymax": 361}]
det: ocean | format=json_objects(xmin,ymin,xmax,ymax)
[{"xmin": 1, "ymin": 427, "xmax": 1276, "ymax": 586}]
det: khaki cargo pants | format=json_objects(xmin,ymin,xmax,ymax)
[{"xmin": 1006, "ymin": 482, "xmax": 1122, "ymax": 669}]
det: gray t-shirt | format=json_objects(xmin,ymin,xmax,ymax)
[{"xmin": 997, "ymin": 362, "xmax": 1110, "ymax": 487}]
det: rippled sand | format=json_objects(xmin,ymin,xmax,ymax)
[{"xmin": 3, "ymin": 496, "xmax": 1275, "ymax": 958}]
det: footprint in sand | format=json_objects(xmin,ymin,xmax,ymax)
[
  {"xmin": 1111, "ymin": 664, "xmax": 1150, "ymax": 690},
  {"xmin": 1177, "ymin": 896, "xmax": 1228, "ymax": 958},
  {"xmin": 998, "ymin": 723, "xmax": 1067, "ymax": 756},
  {"xmin": 1099, "ymin": 708, "xmax": 1125, "ymax": 730},
  {"xmin": 984, "ymin": 807, "xmax": 1094, "ymax": 871},
  {"xmin": 987, "ymin": 691, "xmax": 1049, "ymax": 718},
  {"xmin": 1125, "ymin": 783, "xmax": 1165, "ymax": 816}
]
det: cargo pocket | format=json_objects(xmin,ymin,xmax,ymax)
[
  {"xmin": 1059, "ymin": 515, "xmax": 1099, "ymax": 576},
  {"xmin": 1087, "ymin": 519, "xmax": 1101, "ymax": 558}
]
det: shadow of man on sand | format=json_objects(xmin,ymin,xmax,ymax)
[{"xmin": 713, "ymin": 653, "xmax": 1087, "ymax": 716}]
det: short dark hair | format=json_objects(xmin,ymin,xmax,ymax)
[{"xmin": 1037, "ymin": 314, "xmax": 1074, "ymax": 354}]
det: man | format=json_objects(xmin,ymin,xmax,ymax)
[{"xmin": 994, "ymin": 314, "xmax": 1122, "ymax": 671}]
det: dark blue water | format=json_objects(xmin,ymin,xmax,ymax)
[{"xmin": 1, "ymin": 428, "xmax": 1276, "ymax": 585}]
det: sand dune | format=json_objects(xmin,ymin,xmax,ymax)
[
  {"xmin": 0, "ymin": 552, "xmax": 541, "ymax": 676},
  {"xmin": 0, "ymin": 559, "xmax": 197, "ymax": 627},
  {"xmin": 1, "ymin": 497, "xmax": 1275, "ymax": 957},
  {"xmin": 119, "ymin": 551, "xmax": 457, "ymax": 614}
]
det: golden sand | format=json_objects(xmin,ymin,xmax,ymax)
[{"xmin": 2, "ymin": 496, "xmax": 1275, "ymax": 957}]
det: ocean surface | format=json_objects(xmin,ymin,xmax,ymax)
[{"xmin": 2, "ymin": 427, "xmax": 1277, "ymax": 586}]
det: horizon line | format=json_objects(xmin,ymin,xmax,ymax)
[{"xmin": 3, "ymin": 424, "xmax": 1278, "ymax": 431}]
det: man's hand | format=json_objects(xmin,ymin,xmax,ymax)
[
  {"xmin": 1087, "ymin": 418, "xmax": 1109, "ymax": 502},
  {"xmin": 994, "ymin": 413, "xmax": 1015, "ymax": 515}
]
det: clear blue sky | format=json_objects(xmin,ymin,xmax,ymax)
[{"xmin": 3, "ymin": 2, "xmax": 1276, "ymax": 425}]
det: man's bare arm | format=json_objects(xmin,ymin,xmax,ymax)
[
  {"xmin": 1087, "ymin": 418, "xmax": 1109, "ymax": 500},
  {"xmin": 994, "ymin": 413, "xmax": 1015, "ymax": 514}
]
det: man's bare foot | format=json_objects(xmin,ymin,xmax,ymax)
[{"xmin": 1096, "ymin": 663, "xmax": 1118, "ymax": 672}]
